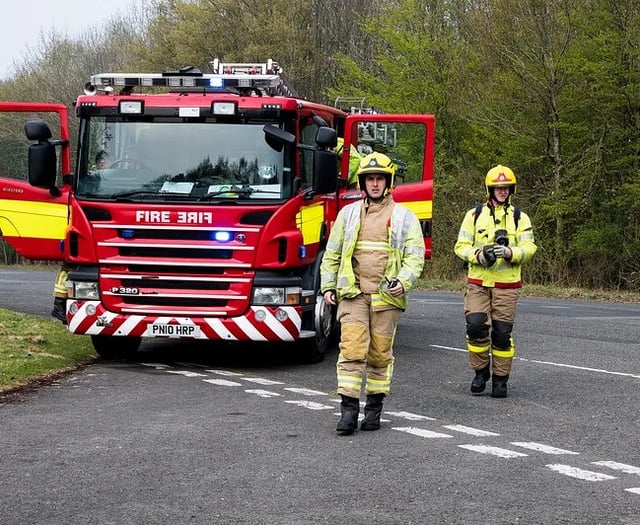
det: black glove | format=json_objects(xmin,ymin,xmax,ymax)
[{"xmin": 476, "ymin": 245, "xmax": 496, "ymax": 267}]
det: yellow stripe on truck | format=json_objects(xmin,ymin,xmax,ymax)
[
  {"xmin": 296, "ymin": 202, "xmax": 324, "ymax": 245},
  {"xmin": 0, "ymin": 199, "xmax": 68, "ymax": 239},
  {"xmin": 401, "ymin": 199, "xmax": 432, "ymax": 220}
]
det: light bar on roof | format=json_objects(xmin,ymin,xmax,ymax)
[{"xmin": 89, "ymin": 72, "xmax": 282, "ymax": 92}]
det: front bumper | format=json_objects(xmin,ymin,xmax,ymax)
[{"xmin": 65, "ymin": 300, "xmax": 302, "ymax": 342}]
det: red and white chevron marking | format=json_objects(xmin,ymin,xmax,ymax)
[{"xmin": 67, "ymin": 300, "xmax": 301, "ymax": 341}]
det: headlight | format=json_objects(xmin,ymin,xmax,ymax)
[
  {"xmin": 252, "ymin": 287, "xmax": 301, "ymax": 306},
  {"xmin": 69, "ymin": 281, "xmax": 99, "ymax": 300}
]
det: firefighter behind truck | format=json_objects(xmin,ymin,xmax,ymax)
[{"xmin": 0, "ymin": 59, "xmax": 434, "ymax": 362}]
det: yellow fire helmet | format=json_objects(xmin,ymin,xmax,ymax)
[
  {"xmin": 485, "ymin": 164, "xmax": 517, "ymax": 196},
  {"xmin": 357, "ymin": 152, "xmax": 396, "ymax": 191}
]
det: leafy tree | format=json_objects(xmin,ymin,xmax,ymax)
[
  {"xmin": 329, "ymin": 0, "xmax": 477, "ymax": 279},
  {"xmin": 141, "ymin": 0, "xmax": 319, "ymax": 97}
]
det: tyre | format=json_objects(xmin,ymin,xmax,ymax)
[
  {"xmin": 299, "ymin": 293, "xmax": 336, "ymax": 364},
  {"xmin": 91, "ymin": 335, "xmax": 141, "ymax": 359}
]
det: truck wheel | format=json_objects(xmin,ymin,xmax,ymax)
[
  {"xmin": 91, "ymin": 335, "xmax": 141, "ymax": 359},
  {"xmin": 301, "ymin": 293, "xmax": 335, "ymax": 364}
]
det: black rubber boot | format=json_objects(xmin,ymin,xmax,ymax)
[
  {"xmin": 491, "ymin": 374, "xmax": 509, "ymax": 398},
  {"xmin": 470, "ymin": 365, "xmax": 491, "ymax": 394},
  {"xmin": 51, "ymin": 297, "xmax": 67, "ymax": 325},
  {"xmin": 361, "ymin": 393, "xmax": 385, "ymax": 431},
  {"xmin": 336, "ymin": 395, "xmax": 360, "ymax": 435}
]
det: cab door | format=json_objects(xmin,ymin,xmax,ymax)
[
  {"xmin": 0, "ymin": 102, "xmax": 71, "ymax": 260},
  {"xmin": 341, "ymin": 113, "xmax": 435, "ymax": 259}
]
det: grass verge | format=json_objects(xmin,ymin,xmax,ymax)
[{"xmin": 0, "ymin": 307, "xmax": 96, "ymax": 395}]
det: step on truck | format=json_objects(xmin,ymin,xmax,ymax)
[{"xmin": 0, "ymin": 59, "xmax": 434, "ymax": 361}]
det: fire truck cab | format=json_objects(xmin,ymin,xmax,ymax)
[{"xmin": 0, "ymin": 59, "xmax": 434, "ymax": 362}]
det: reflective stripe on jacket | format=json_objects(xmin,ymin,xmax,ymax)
[
  {"xmin": 320, "ymin": 197, "xmax": 425, "ymax": 309},
  {"xmin": 454, "ymin": 203, "xmax": 537, "ymax": 288}
]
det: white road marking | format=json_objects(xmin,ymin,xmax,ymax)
[
  {"xmin": 393, "ymin": 427, "xmax": 452, "ymax": 438},
  {"xmin": 146, "ymin": 364, "xmax": 639, "ymax": 496},
  {"xmin": 574, "ymin": 316, "xmax": 640, "ymax": 320},
  {"xmin": 511, "ymin": 442, "xmax": 579, "ymax": 455},
  {"xmin": 284, "ymin": 387, "xmax": 328, "ymax": 396},
  {"xmin": 332, "ymin": 412, "xmax": 390, "ymax": 423},
  {"xmin": 430, "ymin": 344, "xmax": 466, "ymax": 354},
  {"xmin": 205, "ymin": 369, "xmax": 243, "ymax": 376},
  {"xmin": 412, "ymin": 299, "xmax": 462, "ymax": 305},
  {"xmin": 140, "ymin": 363, "xmax": 170, "ymax": 369},
  {"xmin": 240, "ymin": 377, "xmax": 285, "ymax": 385},
  {"xmin": 458, "ymin": 445, "xmax": 528, "ymax": 458},
  {"xmin": 443, "ymin": 425, "xmax": 500, "ymax": 437},
  {"xmin": 285, "ymin": 400, "xmax": 334, "ymax": 410},
  {"xmin": 592, "ymin": 461, "xmax": 640, "ymax": 475},
  {"xmin": 546, "ymin": 464, "xmax": 617, "ymax": 481},
  {"xmin": 519, "ymin": 359, "xmax": 640, "ymax": 379},
  {"xmin": 385, "ymin": 411, "xmax": 436, "ymax": 421},
  {"xmin": 537, "ymin": 306, "xmax": 571, "ymax": 309},
  {"xmin": 202, "ymin": 378, "xmax": 242, "ymax": 386},
  {"xmin": 165, "ymin": 370, "xmax": 208, "ymax": 378},
  {"xmin": 245, "ymin": 389, "xmax": 281, "ymax": 398},
  {"xmin": 430, "ymin": 345, "xmax": 640, "ymax": 379}
]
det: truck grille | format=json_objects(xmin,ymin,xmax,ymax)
[{"xmin": 93, "ymin": 222, "xmax": 260, "ymax": 316}]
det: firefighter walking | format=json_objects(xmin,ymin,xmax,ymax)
[
  {"xmin": 321, "ymin": 152, "xmax": 425, "ymax": 435},
  {"xmin": 454, "ymin": 165, "xmax": 537, "ymax": 398}
]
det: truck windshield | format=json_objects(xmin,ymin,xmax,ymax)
[{"xmin": 77, "ymin": 119, "xmax": 289, "ymax": 201}]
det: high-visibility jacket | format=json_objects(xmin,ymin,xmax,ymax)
[
  {"xmin": 320, "ymin": 196, "xmax": 425, "ymax": 310},
  {"xmin": 347, "ymin": 146, "xmax": 362, "ymax": 186},
  {"xmin": 454, "ymin": 202, "xmax": 537, "ymax": 288},
  {"xmin": 335, "ymin": 139, "xmax": 362, "ymax": 186}
]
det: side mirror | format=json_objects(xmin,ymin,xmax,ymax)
[
  {"xmin": 313, "ymin": 149, "xmax": 338, "ymax": 194},
  {"xmin": 25, "ymin": 120, "xmax": 57, "ymax": 189}
]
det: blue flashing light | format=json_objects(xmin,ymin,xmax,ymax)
[
  {"xmin": 299, "ymin": 245, "xmax": 307, "ymax": 259},
  {"xmin": 209, "ymin": 77, "xmax": 224, "ymax": 88},
  {"xmin": 121, "ymin": 229, "xmax": 135, "ymax": 239},
  {"xmin": 213, "ymin": 231, "xmax": 233, "ymax": 242}
]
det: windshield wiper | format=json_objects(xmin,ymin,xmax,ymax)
[
  {"xmin": 111, "ymin": 190, "xmax": 192, "ymax": 201},
  {"xmin": 199, "ymin": 186, "xmax": 280, "ymax": 201}
]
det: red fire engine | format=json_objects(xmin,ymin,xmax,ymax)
[{"xmin": 0, "ymin": 59, "xmax": 434, "ymax": 361}]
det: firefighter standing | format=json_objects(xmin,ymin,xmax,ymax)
[
  {"xmin": 454, "ymin": 165, "xmax": 537, "ymax": 398},
  {"xmin": 51, "ymin": 263, "xmax": 72, "ymax": 324},
  {"xmin": 321, "ymin": 152, "xmax": 425, "ymax": 435},
  {"xmin": 335, "ymin": 137, "xmax": 362, "ymax": 188}
]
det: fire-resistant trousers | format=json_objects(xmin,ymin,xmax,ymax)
[
  {"xmin": 336, "ymin": 293, "xmax": 401, "ymax": 398},
  {"xmin": 463, "ymin": 284, "xmax": 520, "ymax": 376},
  {"xmin": 53, "ymin": 266, "xmax": 70, "ymax": 298}
]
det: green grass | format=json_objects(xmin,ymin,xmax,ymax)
[{"xmin": 0, "ymin": 308, "xmax": 96, "ymax": 394}]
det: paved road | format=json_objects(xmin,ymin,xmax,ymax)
[{"xmin": 1, "ymin": 270, "xmax": 640, "ymax": 524}]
